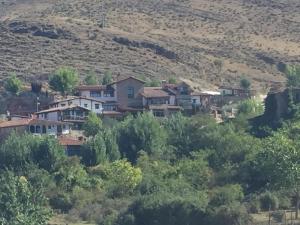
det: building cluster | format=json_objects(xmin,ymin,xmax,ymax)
[{"xmin": 0, "ymin": 76, "xmax": 255, "ymax": 152}]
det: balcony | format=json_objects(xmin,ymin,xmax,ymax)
[{"xmin": 62, "ymin": 115, "xmax": 88, "ymax": 121}]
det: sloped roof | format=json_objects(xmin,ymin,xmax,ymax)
[
  {"xmin": 50, "ymin": 96, "xmax": 104, "ymax": 104},
  {"xmin": 58, "ymin": 136, "xmax": 84, "ymax": 146},
  {"xmin": 76, "ymin": 85, "xmax": 107, "ymax": 91},
  {"xmin": 36, "ymin": 105, "xmax": 90, "ymax": 114},
  {"xmin": 0, "ymin": 118, "xmax": 70, "ymax": 128},
  {"xmin": 109, "ymin": 76, "xmax": 145, "ymax": 85},
  {"xmin": 140, "ymin": 87, "xmax": 170, "ymax": 98}
]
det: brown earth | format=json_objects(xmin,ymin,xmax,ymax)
[{"xmin": 0, "ymin": 0, "xmax": 299, "ymax": 90}]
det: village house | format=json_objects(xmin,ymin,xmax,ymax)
[
  {"xmin": 48, "ymin": 96, "xmax": 104, "ymax": 114},
  {"xmin": 76, "ymin": 76, "xmax": 146, "ymax": 112},
  {"xmin": 191, "ymin": 91, "xmax": 221, "ymax": 111},
  {"xmin": 140, "ymin": 87, "xmax": 181, "ymax": 117},
  {"xmin": 58, "ymin": 136, "xmax": 84, "ymax": 156},
  {"xmin": 76, "ymin": 85, "xmax": 118, "ymax": 111},
  {"xmin": 219, "ymin": 86, "xmax": 255, "ymax": 97},
  {"xmin": 36, "ymin": 105, "xmax": 90, "ymax": 129},
  {"xmin": 0, "ymin": 118, "xmax": 71, "ymax": 140}
]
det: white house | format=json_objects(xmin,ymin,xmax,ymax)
[
  {"xmin": 0, "ymin": 118, "xmax": 71, "ymax": 140},
  {"xmin": 76, "ymin": 85, "xmax": 117, "ymax": 102},
  {"xmin": 36, "ymin": 105, "xmax": 90, "ymax": 123},
  {"xmin": 49, "ymin": 96, "xmax": 104, "ymax": 114}
]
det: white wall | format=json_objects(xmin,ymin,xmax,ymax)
[
  {"xmin": 220, "ymin": 89, "xmax": 233, "ymax": 96},
  {"xmin": 56, "ymin": 98, "xmax": 103, "ymax": 114},
  {"xmin": 170, "ymin": 96, "xmax": 176, "ymax": 105},
  {"xmin": 79, "ymin": 90, "xmax": 117, "ymax": 102}
]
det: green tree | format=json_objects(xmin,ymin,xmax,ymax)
[
  {"xmin": 84, "ymin": 71, "xmax": 98, "ymax": 85},
  {"xmin": 117, "ymin": 191, "xmax": 208, "ymax": 225},
  {"xmin": 0, "ymin": 171, "xmax": 51, "ymax": 225},
  {"xmin": 102, "ymin": 70, "xmax": 113, "ymax": 85},
  {"xmin": 237, "ymin": 99, "xmax": 264, "ymax": 117},
  {"xmin": 54, "ymin": 157, "xmax": 89, "ymax": 191},
  {"xmin": 49, "ymin": 67, "xmax": 79, "ymax": 95},
  {"xmin": 31, "ymin": 136, "xmax": 66, "ymax": 172},
  {"xmin": 255, "ymin": 132, "xmax": 300, "ymax": 218},
  {"xmin": 4, "ymin": 73, "xmax": 23, "ymax": 95},
  {"xmin": 0, "ymin": 133, "xmax": 65, "ymax": 172},
  {"xmin": 285, "ymin": 65, "xmax": 300, "ymax": 88},
  {"xmin": 82, "ymin": 112, "xmax": 103, "ymax": 137},
  {"xmin": 82, "ymin": 132, "xmax": 108, "ymax": 166},
  {"xmin": 240, "ymin": 77, "xmax": 251, "ymax": 90},
  {"xmin": 117, "ymin": 113, "xmax": 167, "ymax": 163},
  {"xmin": 99, "ymin": 160, "xmax": 142, "ymax": 197},
  {"xmin": 168, "ymin": 77, "xmax": 177, "ymax": 84},
  {"xmin": 164, "ymin": 113, "xmax": 192, "ymax": 157},
  {"xmin": 0, "ymin": 133, "xmax": 38, "ymax": 171}
]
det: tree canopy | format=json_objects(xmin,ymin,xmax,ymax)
[{"xmin": 49, "ymin": 67, "xmax": 79, "ymax": 95}]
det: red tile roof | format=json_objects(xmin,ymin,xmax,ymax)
[
  {"xmin": 0, "ymin": 118, "xmax": 70, "ymax": 128},
  {"xmin": 58, "ymin": 137, "xmax": 84, "ymax": 146},
  {"xmin": 140, "ymin": 87, "xmax": 170, "ymax": 98}
]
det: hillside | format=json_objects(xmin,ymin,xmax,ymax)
[{"xmin": 0, "ymin": 0, "xmax": 299, "ymax": 90}]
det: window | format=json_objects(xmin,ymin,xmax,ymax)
[
  {"xmin": 68, "ymin": 101, "xmax": 72, "ymax": 106},
  {"xmin": 30, "ymin": 125, "xmax": 35, "ymax": 133},
  {"xmin": 84, "ymin": 104, "xmax": 88, "ymax": 108},
  {"xmin": 90, "ymin": 91, "xmax": 101, "ymax": 97},
  {"xmin": 128, "ymin": 86, "xmax": 134, "ymax": 98},
  {"xmin": 48, "ymin": 125, "xmax": 51, "ymax": 130},
  {"xmin": 95, "ymin": 104, "xmax": 100, "ymax": 109},
  {"xmin": 35, "ymin": 125, "xmax": 41, "ymax": 133},
  {"xmin": 104, "ymin": 90, "xmax": 114, "ymax": 97},
  {"xmin": 63, "ymin": 125, "xmax": 66, "ymax": 129},
  {"xmin": 61, "ymin": 103, "xmax": 66, "ymax": 107}
]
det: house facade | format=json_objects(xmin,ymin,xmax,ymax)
[
  {"xmin": 36, "ymin": 105, "xmax": 90, "ymax": 126},
  {"xmin": 0, "ymin": 118, "xmax": 71, "ymax": 140},
  {"xmin": 49, "ymin": 97, "xmax": 103, "ymax": 114}
]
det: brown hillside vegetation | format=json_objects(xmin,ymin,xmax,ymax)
[{"xmin": 0, "ymin": 0, "xmax": 299, "ymax": 89}]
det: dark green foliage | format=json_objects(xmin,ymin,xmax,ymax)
[
  {"xmin": 0, "ymin": 171, "xmax": 51, "ymax": 225},
  {"xmin": 240, "ymin": 77, "xmax": 251, "ymax": 90},
  {"xmin": 210, "ymin": 184, "xmax": 244, "ymax": 207},
  {"xmin": 102, "ymin": 70, "xmax": 113, "ymax": 85},
  {"xmin": 4, "ymin": 73, "xmax": 23, "ymax": 95},
  {"xmin": 117, "ymin": 191, "xmax": 208, "ymax": 225},
  {"xmin": 82, "ymin": 112, "xmax": 103, "ymax": 137},
  {"xmin": 285, "ymin": 65, "xmax": 300, "ymax": 88},
  {"xmin": 259, "ymin": 191, "xmax": 279, "ymax": 211},
  {"xmin": 81, "ymin": 129, "xmax": 120, "ymax": 166},
  {"xmin": 117, "ymin": 113, "xmax": 167, "ymax": 163},
  {"xmin": 0, "ymin": 133, "xmax": 65, "ymax": 172},
  {"xmin": 84, "ymin": 70, "xmax": 98, "ymax": 85},
  {"xmin": 31, "ymin": 136, "xmax": 66, "ymax": 172},
  {"xmin": 49, "ymin": 67, "xmax": 79, "ymax": 95},
  {"xmin": 208, "ymin": 202, "xmax": 252, "ymax": 225}
]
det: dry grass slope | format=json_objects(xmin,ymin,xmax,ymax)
[{"xmin": 0, "ymin": 0, "xmax": 299, "ymax": 89}]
